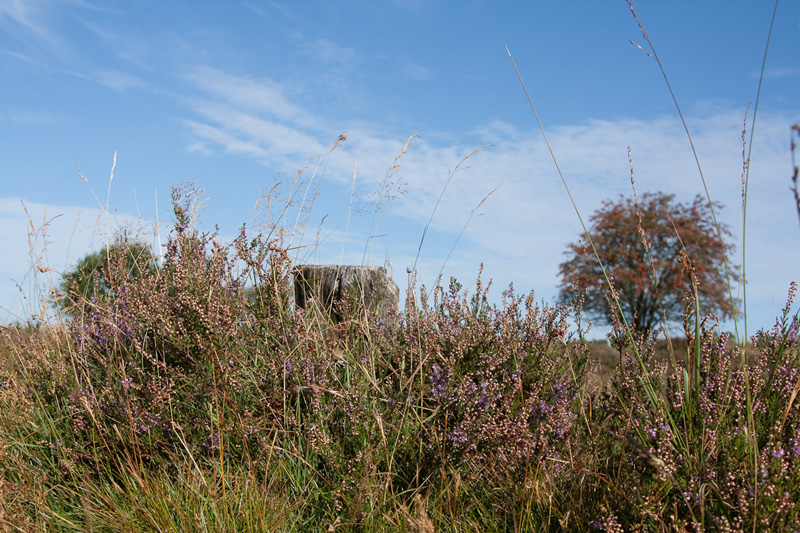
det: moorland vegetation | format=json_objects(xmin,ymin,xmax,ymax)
[{"xmin": 1, "ymin": 3, "xmax": 799, "ymax": 531}]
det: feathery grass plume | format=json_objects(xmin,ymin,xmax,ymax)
[
  {"xmin": 363, "ymin": 135, "xmax": 416, "ymax": 265},
  {"xmin": 18, "ymin": 200, "xmax": 63, "ymax": 324}
]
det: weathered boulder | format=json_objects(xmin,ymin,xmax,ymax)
[{"xmin": 293, "ymin": 265, "xmax": 399, "ymax": 334}]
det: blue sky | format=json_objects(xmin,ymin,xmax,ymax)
[{"xmin": 1, "ymin": 0, "xmax": 798, "ymax": 339}]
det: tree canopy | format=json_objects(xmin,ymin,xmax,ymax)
[{"xmin": 558, "ymin": 192, "xmax": 738, "ymax": 333}]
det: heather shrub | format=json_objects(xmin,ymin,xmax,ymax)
[
  {"xmin": 2, "ymin": 193, "xmax": 799, "ymax": 529},
  {"xmin": 55, "ymin": 184, "xmax": 304, "ymax": 474},
  {"xmin": 0, "ymin": 153, "xmax": 797, "ymax": 530},
  {"xmin": 379, "ymin": 273, "xmax": 588, "ymax": 517},
  {"xmin": 56, "ymin": 239, "xmax": 157, "ymax": 319},
  {"xmin": 579, "ymin": 285, "xmax": 800, "ymax": 531}
]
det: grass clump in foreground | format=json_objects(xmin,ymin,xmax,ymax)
[{"xmin": 0, "ymin": 182, "xmax": 799, "ymax": 532}]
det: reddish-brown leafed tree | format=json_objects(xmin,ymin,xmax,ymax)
[{"xmin": 558, "ymin": 192, "xmax": 739, "ymax": 333}]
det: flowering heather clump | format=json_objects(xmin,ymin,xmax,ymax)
[
  {"xmin": 2, "ymin": 180, "xmax": 800, "ymax": 530},
  {"xmin": 392, "ymin": 272, "xmax": 587, "ymax": 495},
  {"xmin": 49, "ymin": 184, "xmax": 308, "ymax": 470},
  {"xmin": 582, "ymin": 284, "xmax": 800, "ymax": 531}
]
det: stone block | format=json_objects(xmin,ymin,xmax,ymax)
[{"xmin": 293, "ymin": 265, "xmax": 399, "ymax": 333}]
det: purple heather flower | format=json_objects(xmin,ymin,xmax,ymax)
[
  {"xmin": 430, "ymin": 364, "xmax": 449, "ymax": 401},
  {"xmin": 203, "ymin": 432, "xmax": 220, "ymax": 451},
  {"xmin": 788, "ymin": 322, "xmax": 798, "ymax": 342}
]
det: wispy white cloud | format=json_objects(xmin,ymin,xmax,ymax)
[
  {"xmin": 184, "ymin": 111, "xmax": 327, "ymax": 164},
  {"xmin": 399, "ymin": 57, "xmax": 432, "ymax": 81},
  {"xmin": 0, "ymin": 107, "xmax": 64, "ymax": 126},
  {"xmin": 89, "ymin": 69, "xmax": 151, "ymax": 92},
  {"xmin": 0, "ymin": 0, "xmax": 53, "ymax": 38},
  {"xmin": 7, "ymin": 38, "xmax": 786, "ymax": 334},
  {"xmin": 319, "ymin": 108, "xmax": 796, "ymax": 337},
  {"xmin": 0, "ymin": 0, "xmax": 95, "ymax": 62},
  {"xmin": 388, "ymin": 0, "xmax": 427, "ymax": 14},
  {"xmin": 243, "ymin": 1, "xmax": 306, "ymax": 30},
  {"xmin": 285, "ymin": 33, "xmax": 364, "ymax": 103},
  {"xmin": 3, "ymin": 103, "xmax": 797, "ymax": 335},
  {"xmin": 76, "ymin": 15, "xmax": 154, "ymax": 68},
  {"xmin": 296, "ymin": 37, "xmax": 356, "ymax": 67},
  {"xmin": 184, "ymin": 67, "xmax": 318, "ymax": 127},
  {"xmin": 185, "ymin": 120, "xmax": 270, "ymax": 159},
  {"xmin": 181, "ymin": 67, "xmax": 342, "ymax": 173},
  {"xmin": 754, "ymin": 66, "xmax": 800, "ymax": 79}
]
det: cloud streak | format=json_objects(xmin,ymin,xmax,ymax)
[{"xmin": 0, "ymin": 0, "xmax": 96, "ymax": 64}]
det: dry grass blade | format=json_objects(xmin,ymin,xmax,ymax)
[
  {"xmin": 436, "ymin": 181, "xmax": 502, "ymax": 280},
  {"xmin": 411, "ymin": 144, "xmax": 489, "ymax": 276},
  {"xmin": 506, "ymin": 44, "xmax": 640, "ymax": 356}
]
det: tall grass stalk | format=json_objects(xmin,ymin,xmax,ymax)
[
  {"xmin": 505, "ymin": 45, "xmax": 645, "ymax": 372},
  {"xmin": 625, "ymin": 1, "xmax": 744, "ymax": 346},
  {"xmin": 290, "ymin": 134, "xmax": 345, "ymax": 261},
  {"xmin": 628, "ymin": 2, "xmax": 781, "ymax": 527},
  {"xmin": 436, "ymin": 182, "xmax": 502, "ymax": 281},
  {"xmin": 741, "ymin": 0, "xmax": 781, "ymax": 345},
  {"xmin": 410, "ymin": 145, "xmax": 488, "ymax": 277}
]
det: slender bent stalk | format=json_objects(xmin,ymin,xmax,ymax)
[
  {"xmin": 625, "ymin": 0, "xmax": 743, "ymax": 345},
  {"xmin": 506, "ymin": 45, "xmax": 642, "ymax": 366},
  {"xmin": 626, "ymin": 3, "xmax": 780, "ymax": 529}
]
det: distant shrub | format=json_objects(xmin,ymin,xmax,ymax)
[{"xmin": 559, "ymin": 192, "xmax": 739, "ymax": 334}]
